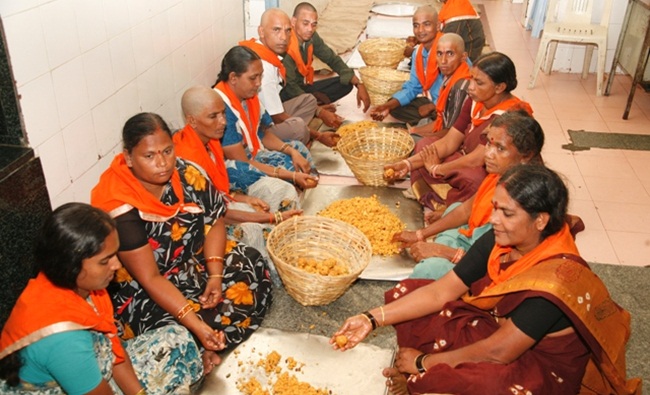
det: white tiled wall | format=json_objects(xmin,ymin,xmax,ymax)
[{"xmin": 0, "ymin": 0, "xmax": 245, "ymax": 208}]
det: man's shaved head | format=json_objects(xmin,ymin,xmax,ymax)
[
  {"xmin": 259, "ymin": 8, "xmax": 292, "ymax": 54},
  {"xmin": 438, "ymin": 32, "xmax": 465, "ymax": 53},
  {"xmin": 414, "ymin": 5, "xmax": 437, "ymax": 20}
]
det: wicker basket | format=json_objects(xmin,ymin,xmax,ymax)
[
  {"xmin": 367, "ymin": 90, "xmax": 392, "ymax": 105},
  {"xmin": 359, "ymin": 66, "xmax": 409, "ymax": 95},
  {"xmin": 359, "ymin": 66, "xmax": 409, "ymax": 105},
  {"xmin": 267, "ymin": 216, "xmax": 372, "ymax": 306},
  {"xmin": 358, "ymin": 38, "xmax": 406, "ymax": 68},
  {"xmin": 337, "ymin": 127, "xmax": 414, "ymax": 186}
]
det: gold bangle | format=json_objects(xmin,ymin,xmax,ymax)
[
  {"xmin": 273, "ymin": 166, "xmax": 281, "ymax": 178},
  {"xmin": 379, "ymin": 306, "xmax": 386, "ymax": 326},
  {"xmin": 208, "ymin": 274, "xmax": 223, "ymax": 279},
  {"xmin": 176, "ymin": 303, "xmax": 193, "ymax": 321},
  {"xmin": 280, "ymin": 142, "xmax": 290, "ymax": 153},
  {"xmin": 292, "ymin": 171, "xmax": 297, "ymax": 184},
  {"xmin": 274, "ymin": 211, "xmax": 283, "ymax": 224},
  {"xmin": 206, "ymin": 256, "xmax": 224, "ymax": 264},
  {"xmin": 134, "ymin": 389, "xmax": 147, "ymax": 395}
]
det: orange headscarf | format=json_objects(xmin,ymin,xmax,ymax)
[
  {"xmin": 414, "ymin": 35, "xmax": 442, "ymax": 96},
  {"xmin": 213, "ymin": 82, "xmax": 263, "ymax": 157},
  {"xmin": 432, "ymin": 61, "xmax": 471, "ymax": 131},
  {"xmin": 239, "ymin": 38, "xmax": 286, "ymax": 81},
  {"xmin": 0, "ymin": 272, "xmax": 125, "ymax": 364},
  {"xmin": 458, "ymin": 173, "xmax": 498, "ymax": 237},
  {"xmin": 286, "ymin": 31, "xmax": 314, "ymax": 85},
  {"xmin": 471, "ymin": 97, "xmax": 533, "ymax": 127},
  {"xmin": 173, "ymin": 124, "xmax": 230, "ymax": 195},
  {"xmin": 486, "ymin": 223, "xmax": 579, "ymax": 289},
  {"xmin": 438, "ymin": 0, "xmax": 479, "ymax": 24},
  {"xmin": 91, "ymin": 154, "xmax": 202, "ymax": 222}
]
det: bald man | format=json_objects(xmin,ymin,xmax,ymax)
[
  {"xmin": 439, "ymin": 0, "xmax": 485, "ymax": 62},
  {"xmin": 409, "ymin": 33, "xmax": 471, "ymax": 138},
  {"xmin": 239, "ymin": 8, "xmax": 339, "ymax": 147},
  {"xmin": 370, "ymin": 6, "xmax": 443, "ymax": 125}
]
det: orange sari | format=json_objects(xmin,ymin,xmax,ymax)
[{"xmin": 0, "ymin": 272, "xmax": 125, "ymax": 364}]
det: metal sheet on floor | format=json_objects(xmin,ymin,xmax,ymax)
[
  {"xmin": 203, "ymin": 327, "xmax": 393, "ymax": 395},
  {"xmin": 311, "ymin": 141, "xmax": 355, "ymax": 177},
  {"xmin": 301, "ymin": 184, "xmax": 422, "ymax": 281}
]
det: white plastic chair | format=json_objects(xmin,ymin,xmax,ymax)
[{"xmin": 528, "ymin": 0, "xmax": 614, "ymax": 96}]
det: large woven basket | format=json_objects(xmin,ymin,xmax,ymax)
[
  {"xmin": 267, "ymin": 216, "xmax": 372, "ymax": 306},
  {"xmin": 367, "ymin": 91, "xmax": 392, "ymax": 106},
  {"xmin": 359, "ymin": 66, "xmax": 409, "ymax": 95},
  {"xmin": 358, "ymin": 38, "xmax": 406, "ymax": 68},
  {"xmin": 359, "ymin": 66, "xmax": 409, "ymax": 105},
  {"xmin": 337, "ymin": 127, "xmax": 414, "ymax": 186}
]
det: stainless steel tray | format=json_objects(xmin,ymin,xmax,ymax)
[{"xmin": 202, "ymin": 327, "xmax": 393, "ymax": 394}]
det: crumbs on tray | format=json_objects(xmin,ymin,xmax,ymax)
[{"xmin": 236, "ymin": 350, "xmax": 332, "ymax": 395}]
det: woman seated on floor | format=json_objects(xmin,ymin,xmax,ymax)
[
  {"xmin": 393, "ymin": 110, "xmax": 544, "ymax": 280},
  {"xmin": 214, "ymin": 45, "xmax": 319, "ymax": 191},
  {"xmin": 0, "ymin": 203, "xmax": 202, "ymax": 394},
  {"xmin": 385, "ymin": 51, "xmax": 532, "ymax": 213},
  {"xmin": 91, "ymin": 112, "xmax": 272, "ymax": 374},
  {"xmin": 332, "ymin": 164, "xmax": 639, "ymax": 395},
  {"xmin": 174, "ymin": 85, "xmax": 303, "ymax": 285}
]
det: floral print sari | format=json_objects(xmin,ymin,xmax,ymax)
[{"xmin": 109, "ymin": 158, "xmax": 272, "ymax": 349}]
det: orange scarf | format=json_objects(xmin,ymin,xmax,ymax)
[
  {"xmin": 439, "ymin": 0, "xmax": 479, "ymax": 23},
  {"xmin": 91, "ymin": 154, "xmax": 202, "ymax": 222},
  {"xmin": 239, "ymin": 38, "xmax": 286, "ymax": 81},
  {"xmin": 414, "ymin": 36, "xmax": 441, "ymax": 96},
  {"xmin": 286, "ymin": 31, "xmax": 314, "ymax": 85},
  {"xmin": 0, "ymin": 272, "xmax": 125, "ymax": 364},
  {"xmin": 173, "ymin": 124, "xmax": 230, "ymax": 194},
  {"xmin": 433, "ymin": 61, "xmax": 471, "ymax": 131},
  {"xmin": 458, "ymin": 173, "xmax": 498, "ymax": 237},
  {"xmin": 214, "ymin": 82, "xmax": 263, "ymax": 157},
  {"xmin": 471, "ymin": 96, "xmax": 533, "ymax": 127},
  {"xmin": 486, "ymin": 223, "xmax": 579, "ymax": 289}
]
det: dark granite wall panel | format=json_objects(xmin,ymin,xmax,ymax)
[
  {"xmin": 0, "ymin": 154, "xmax": 51, "ymax": 329},
  {"xmin": 0, "ymin": 19, "xmax": 25, "ymax": 146}
]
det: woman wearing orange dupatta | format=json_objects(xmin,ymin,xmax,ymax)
[
  {"xmin": 386, "ymin": 52, "xmax": 533, "ymax": 212},
  {"xmin": 91, "ymin": 113, "xmax": 271, "ymax": 376},
  {"xmin": 174, "ymin": 85, "xmax": 302, "ymax": 286},
  {"xmin": 215, "ymin": 46, "xmax": 318, "ymax": 192},
  {"xmin": 393, "ymin": 111, "xmax": 544, "ymax": 280},
  {"xmin": 0, "ymin": 203, "xmax": 202, "ymax": 394},
  {"xmin": 333, "ymin": 165, "xmax": 640, "ymax": 395}
]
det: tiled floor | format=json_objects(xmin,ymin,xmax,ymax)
[{"xmin": 332, "ymin": 0, "xmax": 650, "ymax": 267}]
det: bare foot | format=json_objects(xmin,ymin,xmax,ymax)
[
  {"xmin": 202, "ymin": 350, "xmax": 222, "ymax": 375},
  {"xmin": 382, "ymin": 367, "xmax": 409, "ymax": 395}
]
